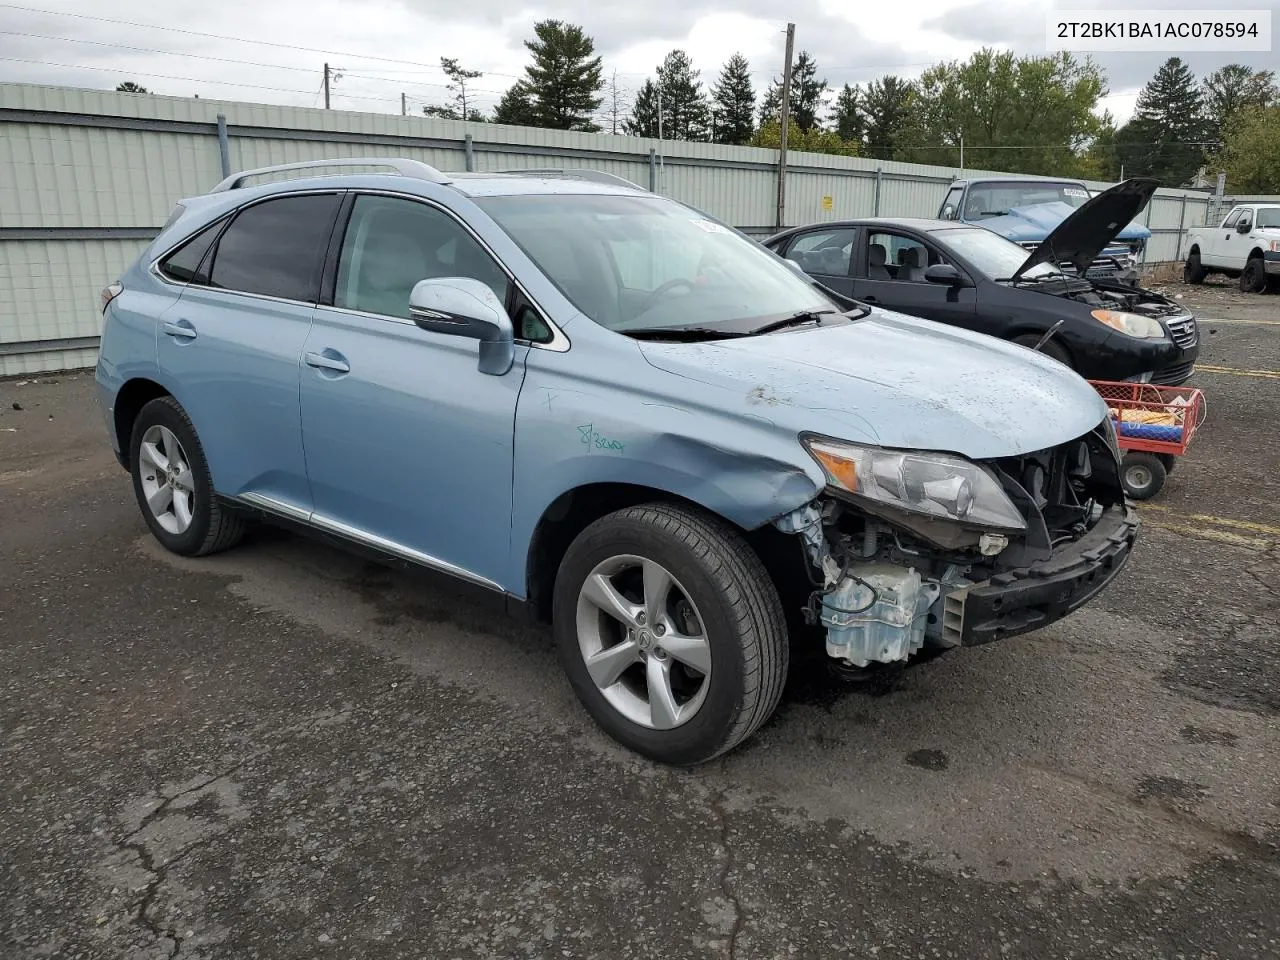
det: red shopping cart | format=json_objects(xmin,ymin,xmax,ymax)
[{"xmin": 1089, "ymin": 380, "xmax": 1207, "ymax": 500}]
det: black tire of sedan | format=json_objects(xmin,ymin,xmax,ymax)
[
  {"xmin": 552, "ymin": 503, "xmax": 788, "ymax": 766},
  {"xmin": 130, "ymin": 396, "xmax": 247, "ymax": 556},
  {"xmin": 1121, "ymin": 452, "xmax": 1166, "ymax": 501},
  {"xmin": 1183, "ymin": 251, "xmax": 1206, "ymax": 285},
  {"xmin": 1012, "ymin": 333, "xmax": 1071, "ymax": 368},
  {"xmin": 1240, "ymin": 257, "xmax": 1267, "ymax": 294}
]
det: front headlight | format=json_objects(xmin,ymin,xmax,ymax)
[
  {"xmin": 1091, "ymin": 309, "xmax": 1168, "ymax": 340},
  {"xmin": 803, "ymin": 438, "xmax": 1027, "ymax": 531},
  {"xmin": 1268, "ymin": 240, "xmax": 1280, "ymax": 253}
]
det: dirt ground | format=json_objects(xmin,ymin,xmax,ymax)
[{"xmin": 2, "ymin": 290, "xmax": 1278, "ymax": 959}]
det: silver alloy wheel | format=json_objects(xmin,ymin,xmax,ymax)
[
  {"xmin": 138, "ymin": 424, "xmax": 196, "ymax": 535},
  {"xmin": 575, "ymin": 554, "xmax": 712, "ymax": 730}
]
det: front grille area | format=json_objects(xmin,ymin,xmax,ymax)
[
  {"xmin": 1165, "ymin": 314, "xmax": 1198, "ymax": 348},
  {"xmin": 1152, "ymin": 359, "xmax": 1196, "ymax": 386}
]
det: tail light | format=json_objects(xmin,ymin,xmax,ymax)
[{"xmin": 100, "ymin": 281, "xmax": 123, "ymax": 314}]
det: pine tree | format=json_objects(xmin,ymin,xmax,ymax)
[
  {"xmin": 758, "ymin": 51, "xmax": 826, "ymax": 131},
  {"xmin": 492, "ymin": 82, "xmax": 537, "ymax": 126},
  {"xmin": 1202, "ymin": 64, "xmax": 1278, "ymax": 142},
  {"xmin": 115, "ymin": 81, "xmax": 148, "ymax": 94},
  {"xmin": 831, "ymin": 84, "xmax": 863, "ymax": 143},
  {"xmin": 623, "ymin": 50, "xmax": 710, "ymax": 141},
  {"xmin": 519, "ymin": 20, "xmax": 604, "ymax": 131},
  {"xmin": 861, "ymin": 76, "xmax": 913, "ymax": 160},
  {"xmin": 710, "ymin": 53, "xmax": 755, "ymax": 145},
  {"xmin": 1115, "ymin": 57, "xmax": 1210, "ymax": 186}
]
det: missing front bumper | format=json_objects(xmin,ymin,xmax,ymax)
[{"xmin": 944, "ymin": 505, "xmax": 1138, "ymax": 646}]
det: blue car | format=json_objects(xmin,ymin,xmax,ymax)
[
  {"xmin": 938, "ymin": 177, "xmax": 1151, "ymax": 280},
  {"xmin": 97, "ymin": 158, "xmax": 1138, "ymax": 764}
]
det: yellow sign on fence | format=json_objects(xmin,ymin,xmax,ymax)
[{"xmin": 821, "ymin": 195, "xmax": 833, "ymax": 211}]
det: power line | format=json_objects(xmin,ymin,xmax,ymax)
[
  {"xmin": 0, "ymin": 30, "xmax": 322, "ymax": 73},
  {"xmin": 0, "ymin": 57, "xmax": 402, "ymax": 103}
]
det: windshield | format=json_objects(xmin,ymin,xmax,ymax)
[
  {"xmin": 1258, "ymin": 208, "xmax": 1280, "ymax": 229},
  {"xmin": 933, "ymin": 227, "xmax": 1063, "ymax": 281},
  {"xmin": 962, "ymin": 181, "xmax": 1090, "ymax": 221},
  {"xmin": 476, "ymin": 194, "xmax": 835, "ymax": 333}
]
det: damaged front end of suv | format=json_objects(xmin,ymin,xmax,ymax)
[{"xmin": 773, "ymin": 420, "xmax": 1137, "ymax": 670}]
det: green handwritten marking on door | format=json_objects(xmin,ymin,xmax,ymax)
[{"xmin": 578, "ymin": 424, "xmax": 625, "ymax": 453}]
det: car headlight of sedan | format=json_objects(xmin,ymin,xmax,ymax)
[
  {"xmin": 803, "ymin": 438, "xmax": 1027, "ymax": 531},
  {"xmin": 1091, "ymin": 309, "xmax": 1168, "ymax": 340}
]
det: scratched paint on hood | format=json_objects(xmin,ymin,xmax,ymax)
[{"xmin": 636, "ymin": 307, "xmax": 1109, "ymax": 460}]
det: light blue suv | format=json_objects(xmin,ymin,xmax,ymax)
[{"xmin": 97, "ymin": 158, "xmax": 1138, "ymax": 764}]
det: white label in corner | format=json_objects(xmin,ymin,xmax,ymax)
[{"xmin": 690, "ymin": 219, "xmax": 730, "ymax": 234}]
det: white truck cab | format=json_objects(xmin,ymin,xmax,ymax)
[{"xmin": 1184, "ymin": 203, "xmax": 1280, "ymax": 293}]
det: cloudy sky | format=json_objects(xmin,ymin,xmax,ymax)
[{"xmin": 0, "ymin": 0, "xmax": 1274, "ymax": 125}]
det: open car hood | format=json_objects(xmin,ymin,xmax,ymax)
[{"xmin": 1011, "ymin": 178, "xmax": 1159, "ymax": 280}]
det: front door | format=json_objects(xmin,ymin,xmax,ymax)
[
  {"xmin": 851, "ymin": 229, "xmax": 978, "ymax": 331},
  {"xmin": 777, "ymin": 226, "xmax": 857, "ymax": 298},
  {"xmin": 157, "ymin": 191, "xmax": 343, "ymax": 512},
  {"xmin": 299, "ymin": 193, "xmax": 527, "ymax": 589}
]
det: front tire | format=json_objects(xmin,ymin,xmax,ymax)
[
  {"xmin": 130, "ymin": 396, "xmax": 246, "ymax": 556},
  {"xmin": 1240, "ymin": 257, "xmax": 1267, "ymax": 294},
  {"xmin": 1183, "ymin": 251, "xmax": 1206, "ymax": 284},
  {"xmin": 552, "ymin": 503, "xmax": 788, "ymax": 765}
]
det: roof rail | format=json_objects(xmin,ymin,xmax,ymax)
[
  {"xmin": 209, "ymin": 157, "xmax": 452, "ymax": 193},
  {"xmin": 493, "ymin": 168, "xmax": 646, "ymax": 191}
]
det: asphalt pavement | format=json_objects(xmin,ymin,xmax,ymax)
[{"xmin": 2, "ymin": 279, "xmax": 1278, "ymax": 959}]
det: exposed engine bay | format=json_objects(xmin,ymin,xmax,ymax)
[
  {"xmin": 1060, "ymin": 278, "xmax": 1191, "ymax": 320},
  {"xmin": 777, "ymin": 421, "xmax": 1126, "ymax": 669}
]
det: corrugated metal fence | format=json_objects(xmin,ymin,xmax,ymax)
[{"xmin": 0, "ymin": 82, "xmax": 1266, "ymax": 375}]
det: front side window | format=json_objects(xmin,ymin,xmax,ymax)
[
  {"xmin": 476, "ymin": 194, "xmax": 835, "ymax": 333},
  {"xmin": 335, "ymin": 195, "xmax": 509, "ymax": 320},
  {"xmin": 1222, "ymin": 208, "xmax": 1242, "ymax": 227},
  {"xmin": 208, "ymin": 194, "xmax": 341, "ymax": 301},
  {"xmin": 940, "ymin": 186, "xmax": 964, "ymax": 220},
  {"xmin": 158, "ymin": 218, "xmax": 223, "ymax": 284},
  {"xmin": 786, "ymin": 228, "xmax": 855, "ymax": 277},
  {"xmin": 865, "ymin": 232, "xmax": 943, "ymax": 283}
]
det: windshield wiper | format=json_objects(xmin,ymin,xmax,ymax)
[
  {"xmin": 624, "ymin": 327, "xmax": 747, "ymax": 342},
  {"xmin": 746, "ymin": 308, "xmax": 843, "ymax": 335}
]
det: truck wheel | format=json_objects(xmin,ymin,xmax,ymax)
[
  {"xmin": 1121, "ymin": 452, "xmax": 1167, "ymax": 501},
  {"xmin": 1013, "ymin": 333, "xmax": 1071, "ymax": 369},
  {"xmin": 1183, "ymin": 251, "xmax": 1206, "ymax": 284},
  {"xmin": 1240, "ymin": 257, "xmax": 1267, "ymax": 294},
  {"xmin": 552, "ymin": 503, "xmax": 788, "ymax": 766}
]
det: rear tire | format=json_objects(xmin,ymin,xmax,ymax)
[
  {"xmin": 130, "ymin": 396, "xmax": 247, "ymax": 556},
  {"xmin": 552, "ymin": 503, "xmax": 788, "ymax": 765},
  {"xmin": 1240, "ymin": 257, "xmax": 1267, "ymax": 294},
  {"xmin": 1013, "ymin": 333, "xmax": 1071, "ymax": 369},
  {"xmin": 1121, "ymin": 452, "xmax": 1167, "ymax": 501},
  {"xmin": 1183, "ymin": 251, "xmax": 1206, "ymax": 285}
]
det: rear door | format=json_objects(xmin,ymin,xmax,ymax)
[
  {"xmin": 775, "ymin": 226, "xmax": 857, "ymax": 297},
  {"xmin": 157, "ymin": 191, "xmax": 343, "ymax": 512},
  {"xmin": 850, "ymin": 228, "xmax": 978, "ymax": 330}
]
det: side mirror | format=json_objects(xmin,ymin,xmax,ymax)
[
  {"xmin": 410, "ymin": 277, "xmax": 515, "ymax": 376},
  {"xmin": 784, "ymin": 257, "xmax": 809, "ymax": 277},
  {"xmin": 924, "ymin": 263, "xmax": 967, "ymax": 286},
  {"xmin": 941, "ymin": 204, "xmax": 956, "ymax": 221},
  {"xmin": 1237, "ymin": 220, "xmax": 1251, "ymax": 234}
]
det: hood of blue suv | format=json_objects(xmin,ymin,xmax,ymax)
[{"xmin": 636, "ymin": 308, "xmax": 1108, "ymax": 460}]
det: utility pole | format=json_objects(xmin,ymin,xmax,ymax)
[
  {"xmin": 401, "ymin": 92, "xmax": 407, "ymax": 116},
  {"xmin": 657, "ymin": 70, "xmax": 664, "ymax": 193},
  {"xmin": 959, "ymin": 134, "xmax": 964, "ymax": 176},
  {"xmin": 323, "ymin": 62, "xmax": 331, "ymax": 109},
  {"xmin": 775, "ymin": 22, "xmax": 796, "ymax": 230}
]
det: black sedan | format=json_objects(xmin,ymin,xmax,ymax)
[{"xmin": 765, "ymin": 180, "xmax": 1198, "ymax": 384}]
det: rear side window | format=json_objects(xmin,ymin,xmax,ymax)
[
  {"xmin": 209, "ymin": 194, "xmax": 341, "ymax": 302},
  {"xmin": 158, "ymin": 219, "xmax": 223, "ymax": 283}
]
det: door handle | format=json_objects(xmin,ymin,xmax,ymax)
[
  {"xmin": 162, "ymin": 319, "xmax": 197, "ymax": 340},
  {"xmin": 862, "ymin": 295, "xmax": 879, "ymax": 303},
  {"xmin": 304, "ymin": 350, "xmax": 350, "ymax": 374}
]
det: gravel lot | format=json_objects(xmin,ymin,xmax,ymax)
[{"xmin": 2, "ymin": 283, "xmax": 1278, "ymax": 959}]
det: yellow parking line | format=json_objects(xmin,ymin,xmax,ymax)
[
  {"xmin": 1194, "ymin": 364, "xmax": 1280, "ymax": 380},
  {"xmin": 1139, "ymin": 503, "xmax": 1280, "ymax": 537},
  {"xmin": 1144, "ymin": 520, "xmax": 1270, "ymax": 550},
  {"xmin": 1196, "ymin": 317, "xmax": 1280, "ymax": 327}
]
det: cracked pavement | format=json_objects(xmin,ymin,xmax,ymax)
[{"xmin": 2, "ymin": 284, "xmax": 1279, "ymax": 958}]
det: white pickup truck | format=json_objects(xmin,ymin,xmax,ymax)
[{"xmin": 1184, "ymin": 202, "xmax": 1280, "ymax": 293}]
